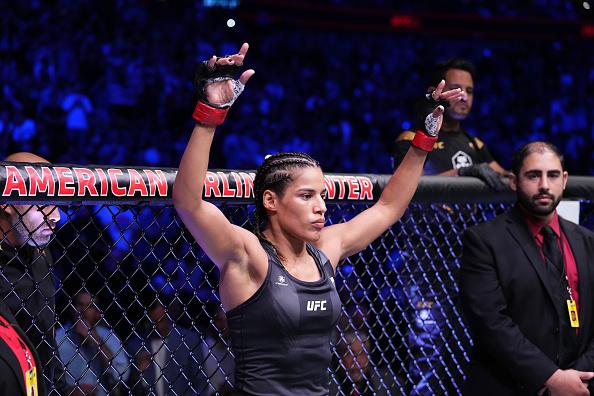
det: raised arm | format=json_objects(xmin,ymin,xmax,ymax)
[
  {"xmin": 318, "ymin": 81, "xmax": 463, "ymax": 266},
  {"xmin": 173, "ymin": 43, "xmax": 255, "ymax": 270}
]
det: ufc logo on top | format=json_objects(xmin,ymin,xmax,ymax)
[{"xmin": 306, "ymin": 300, "xmax": 327, "ymax": 311}]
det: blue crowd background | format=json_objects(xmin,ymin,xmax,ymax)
[
  {"xmin": 2, "ymin": 0, "xmax": 593, "ymax": 175},
  {"xmin": 3, "ymin": 0, "xmax": 594, "ymax": 309}
]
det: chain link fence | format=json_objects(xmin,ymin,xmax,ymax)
[{"xmin": 1, "ymin": 163, "xmax": 593, "ymax": 395}]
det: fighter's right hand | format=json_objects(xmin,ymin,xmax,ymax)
[
  {"xmin": 202, "ymin": 43, "xmax": 255, "ymax": 107},
  {"xmin": 192, "ymin": 42, "xmax": 255, "ymax": 126}
]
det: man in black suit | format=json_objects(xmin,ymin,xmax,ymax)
[
  {"xmin": 1, "ymin": 152, "xmax": 74, "ymax": 395},
  {"xmin": 460, "ymin": 141, "xmax": 594, "ymax": 396}
]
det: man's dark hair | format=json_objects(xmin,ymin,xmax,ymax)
[
  {"xmin": 68, "ymin": 291, "xmax": 100, "ymax": 322},
  {"xmin": 511, "ymin": 141, "xmax": 565, "ymax": 176},
  {"xmin": 432, "ymin": 58, "xmax": 477, "ymax": 84}
]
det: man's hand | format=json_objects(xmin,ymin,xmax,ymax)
[
  {"xmin": 73, "ymin": 318, "xmax": 90, "ymax": 340},
  {"xmin": 545, "ymin": 369, "xmax": 594, "ymax": 396},
  {"xmin": 71, "ymin": 383, "xmax": 97, "ymax": 396},
  {"xmin": 457, "ymin": 163, "xmax": 507, "ymax": 191},
  {"xmin": 90, "ymin": 328, "xmax": 104, "ymax": 346},
  {"xmin": 136, "ymin": 351, "xmax": 152, "ymax": 372}
]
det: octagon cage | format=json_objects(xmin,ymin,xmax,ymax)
[{"xmin": 1, "ymin": 162, "xmax": 593, "ymax": 395}]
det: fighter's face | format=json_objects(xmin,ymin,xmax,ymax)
[
  {"xmin": 264, "ymin": 166, "xmax": 327, "ymax": 243},
  {"xmin": 10, "ymin": 205, "xmax": 60, "ymax": 247}
]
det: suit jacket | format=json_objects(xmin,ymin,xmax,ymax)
[
  {"xmin": 460, "ymin": 206, "xmax": 594, "ymax": 396},
  {"xmin": 0, "ymin": 302, "xmax": 47, "ymax": 396}
]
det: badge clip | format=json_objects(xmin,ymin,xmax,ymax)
[{"xmin": 567, "ymin": 299, "xmax": 580, "ymax": 328}]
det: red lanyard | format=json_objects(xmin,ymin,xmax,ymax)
[{"xmin": 0, "ymin": 316, "xmax": 37, "ymax": 393}]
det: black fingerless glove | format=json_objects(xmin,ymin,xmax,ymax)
[
  {"xmin": 457, "ymin": 163, "xmax": 507, "ymax": 191},
  {"xmin": 193, "ymin": 57, "xmax": 243, "ymax": 108},
  {"xmin": 192, "ymin": 55, "xmax": 246, "ymax": 126},
  {"xmin": 424, "ymin": 92, "xmax": 450, "ymax": 109}
]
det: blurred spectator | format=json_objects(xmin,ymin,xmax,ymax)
[
  {"xmin": 61, "ymin": 88, "xmax": 93, "ymax": 147},
  {"xmin": 390, "ymin": 206, "xmax": 471, "ymax": 395},
  {"xmin": 331, "ymin": 305, "xmax": 405, "ymax": 395},
  {"xmin": 201, "ymin": 307, "xmax": 234, "ymax": 396},
  {"xmin": 12, "ymin": 112, "xmax": 37, "ymax": 147},
  {"xmin": 331, "ymin": 331, "xmax": 401, "ymax": 396},
  {"xmin": 56, "ymin": 291, "xmax": 129, "ymax": 396},
  {"xmin": 127, "ymin": 300, "xmax": 206, "ymax": 396}
]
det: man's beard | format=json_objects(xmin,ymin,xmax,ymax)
[
  {"xmin": 13, "ymin": 221, "xmax": 51, "ymax": 247},
  {"xmin": 445, "ymin": 107, "xmax": 468, "ymax": 121},
  {"xmin": 517, "ymin": 189, "xmax": 562, "ymax": 217}
]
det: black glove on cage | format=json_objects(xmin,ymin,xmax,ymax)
[{"xmin": 457, "ymin": 163, "xmax": 507, "ymax": 191}]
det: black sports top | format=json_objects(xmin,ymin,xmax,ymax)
[{"xmin": 227, "ymin": 242, "xmax": 342, "ymax": 395}]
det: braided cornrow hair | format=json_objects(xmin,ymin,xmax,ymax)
[{"xmin": 253, "ymin": 152, "xmax": 321, "ymax": 260}]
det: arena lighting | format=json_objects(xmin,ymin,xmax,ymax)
[
  {"xmin": 584, "ymin": 1, "xmax": 591, "ymax": 10},
  {"xmin": 582, "ymin": 23, "xmax": 594, "ymax": 36},
  {"xmin": 203, "ymin": 0, "xmax": 239, "ymax": 8},
  {"xmin": 390, "ymin": 14, "xmax": 422, "ymax": 29}
]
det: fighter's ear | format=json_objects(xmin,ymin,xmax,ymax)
[{"xmin": 263, "ymin": 190, "xmax": 278, "ymax": 212}]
